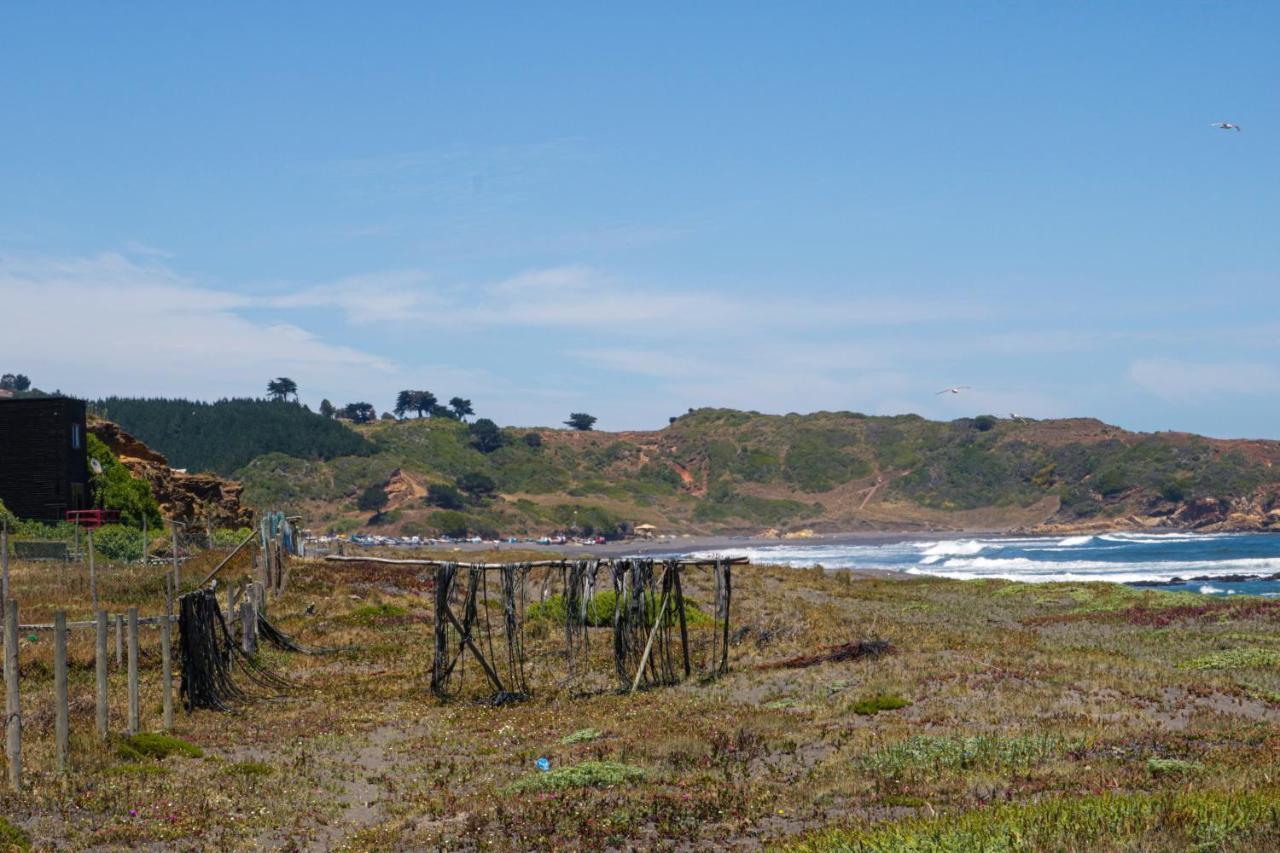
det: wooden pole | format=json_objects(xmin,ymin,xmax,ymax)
[
  {"xmin": 1, "ymin": 520, "xmax": 8, "ymax": 608},
  {"xmin": 323, "ymin": 554, "xmax": 749, "ymax": 569},
  {"xmin": 126, "ymin": 608, "xmax": 139, "ymax": 735},
  {"xmin": 54, "ymin": 611, "xmax": 68, "ymax": 772},
  {"xmin": 197, "ymin": 531, "xmax": 257, "ymax": 588},
  {"xmin": 171, "ymin": 521, "xmax": 180, "ymax": 594},
  {"xmin": 160, "ymin": 616, "xmax": 173, "ymax": 732},
  {"xmin": 4, "ymin": 599, "xmax": 20, "ymax": 792},
  {"xmin": 241, "ymin": 600, "xmax": 256, "ymax": 655},
  {"xmin": 95, "ymin": 610, "xmax": 108, "ymax": 739},
  {"xmin": 630, "ymin": 567, "xmax": 671, "ymax": 693},
  {"xmin": 114, "ymin": 614, "xmax": 123, "ymax": 669},
  {"xmin": 673, "ymin": 566, "xmax": 692, "ymax": 678},
  {"xmin": 88, "ymin": 529, "xmax": 97, "ymax": 612}
]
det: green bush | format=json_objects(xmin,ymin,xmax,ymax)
[
  {"xmin": 210, "ymin": 527, "xmax": 253, "ymax": 549},
  {"xmin": 0, "ymin": 815, "xmax": 29, "ymax": 850},
  {"xmin": 505, "ymin": 760, "xmax": 643, "ymax": 794},
  {"xmin": 117, "ymin": 732, "xmax": 203, "ymax": 760},
  {"xmin": 428, "ymin": 510, "xmax": 471, "ymax": 538},
  {"xmin": 87, "ymin": 434, "xmax": 161, "ymax": 527},
  {"xmin": 92, "ymin": 524, "xmax": 150, "ymax": 562},
  {"xmin": 852, "ymin": 693, "xmax": 912, "ymax": 715}
]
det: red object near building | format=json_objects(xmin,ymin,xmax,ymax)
[{"xmin": 65, "ymin": 509, "xmax": 121, "ymax": 529}]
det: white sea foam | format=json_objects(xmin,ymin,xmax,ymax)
[
  {"xmin": 917, "ymin": 539, "xmax": 986, "ymax": 557},
  {"xmin": 1057, "ymin": 535, "xmax": 1094, "ymax": 547},
  {"xmin": 1200, "ymin": 584, "xmax": 1224, "ymax": 594}
]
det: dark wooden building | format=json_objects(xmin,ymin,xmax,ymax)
[{"xmin": 0, "ymin": 397, "xmax": 89, "ymax": 521}]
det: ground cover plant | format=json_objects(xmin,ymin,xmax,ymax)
[{"xmin": 0, "ymin": 552, "xmax": 1278, "ymax": 849}]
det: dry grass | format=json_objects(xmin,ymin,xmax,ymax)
[{"xmin": 0, "ymin": 553, "xmax": 1278, "ymax": 849}]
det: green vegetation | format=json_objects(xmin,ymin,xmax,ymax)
[
  {"xmin": 560, "ymin": 728, "xmax": 603, "ymax": 745},
  {"xmin": 527, "ymin": 590, "xmax": 711, "ymax": 627},
  {"xmin": 0, "ymin": 816, "xmax": 29, "ymax": 850},
  {"xmin": 857, "ymin": 734, "xmax": 1076, "ymax": 780},
  {"xmin": 95, "ymin": 397, "xmax": 374, "ymax": 475},
  {"xmin": 1180, "ymin": 648, "xmax": 1280, "ymax": 670},
  {"xmin": 851, "ymin": 693, "xmax": 911, "ymax": 716},
  {"xmin": 171, "ymin": 403, "xmax": 1280, "ymax": 533},
  {"xmin": 505, "ymin": 760, "xmax": 644, "ymax": 793},
  {"xmin": 87, "ymin": 433, "xmax": 161, "ymax": 527},
  {"xmin": 793, "ymin": 790, "xmax": 1280, "ymax": 852},
  {"xmin": 116, "ymin": 732, "xmax": 204, "ymax": 760}
]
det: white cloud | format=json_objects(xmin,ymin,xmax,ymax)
[
  {"xmin": 1127, "ymin": 358, "xmax": 1280, "ymax": 401},
  {"xmin": 0, "ymin": 252, "xmax": 398, "ymax": 404}
]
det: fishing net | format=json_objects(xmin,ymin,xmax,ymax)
[{"xmin": 178, "ymin": 589, "xmax": 295, "ymax": 711}]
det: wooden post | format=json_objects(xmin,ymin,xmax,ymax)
[
  {"xmin": 127, "ymin": 608, "xmax": 139, "ymax": 735},
  {"xmin": 171, "ymin": 521, "xmax": 180, "ymax": 594},
  {"xmin": 54, "ymin": 611, "xmax": 68, "ymax": 772},
  {"xmin": 1, "ymin": 520, "xmax": 8, "ymax": 607},
  {"xmin": 226, "ymin": 581, "xmax": 235, "ymax": 623},
  {"xmin": 630, "ymin": 577, "xmax": 671, "ymax": 693},
  {"xmin": 95, "ymin": 610, "xmax": 108, "ymax": 738},
  {"xmin": 4, "ymin": 599, "xmax": 20, "ymax": 791},
  {"xmin": 88, "ymin": 529, "xmax": 97, "ymax": 611},
  {"xmin": 672, "ymin": 566, "xmax": 692, "ymax": 678},
  {"xmin": 114, "ymin": 614, "xmax": 123, "ymax": 669},
  {"xmin": 160, "ymin": 617, "xmax": 173, "ymax": 732},
  {"xmin": 241, "ymin": 600, "xmax": 256, "ymax": 655}
]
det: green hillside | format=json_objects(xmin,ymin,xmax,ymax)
[
  {"xmin": 93, "ymin": 397, "xmax": 375, "ymax": 475},
  {"xmin": 225, "ymin": 408, "xmax": 1280, "ymax": 538}
]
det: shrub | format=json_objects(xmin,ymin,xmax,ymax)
[
  {"xmin": 92, "ymin": 524, "xmax": 149, "ymax": 562},
  {"xmin": 87, "ymin": 434, "xmax": 161, "ymax": 527},
  {"xmin": 852, "ymin": 693, "xmax": 912, "ymax": 716},
  {"xmin": 357, "ymin": 485, "xmax": 389, "ymax": 514},
  {"xmin": 428, "ymin": 510, "xmax": 471, "ymax": 539},
  {"xmin": 117, "ymin": 732, "xmax": 203, "ymax": 760},
  {"xmin": 523, "ymin": 432, "xmax": 543, "ymax": 448},
  {"xmin": 456, "ymin": 472, "xmax": 497, "ymax": 500},
  {"xmin": 972, "ymin": 415, "xmax": 998, "ymax": 431},
  {"xmin": 505, "ymin": 760, "xmax": 643, "ymax": 794},
  {"xmin": 0, "ymin": 816, "xmax": 28, "ymax": 850},
  {"xmin": 560, "ymin": 728, "xmax": 603, "ymax": 745},
  {"xmin": 425, "ymin": 483, "xmax": 465, "ymax": 510}
]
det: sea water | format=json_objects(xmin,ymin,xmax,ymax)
[{"xmin": 690, "ymin": 531, "xmax": 1280, "ymax": 596}]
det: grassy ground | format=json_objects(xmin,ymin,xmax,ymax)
[{"xmin": 1, "ymin": 551, "xmax": 1279, "ymax": 850}]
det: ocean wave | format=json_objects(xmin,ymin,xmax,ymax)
[
  {"xmin": 1199, "ymin": 584, "xmax": 1224, "ymax": 594},
  {"xmin": 906, "ymin": 555, "xmax": 1280, "ymax": 584},
  {"xmin": 1056, "ymin": 535, "xmax": 1094, "ymax": 547},
  {"xmin": 917, "ymin": 539, "xmax": 987, "ymax": 557}
]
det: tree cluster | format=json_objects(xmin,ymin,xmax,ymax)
[
  {"xmin": 95, "ymin": 397, "xmax": 375, "ymax": 475},
  {"xmin": 393, "ymin": 391, "xmax": 474, "ymax": 421},
  {"xmin": 0, "ymin": 373, "xmax": 31, "ymax": 392}
]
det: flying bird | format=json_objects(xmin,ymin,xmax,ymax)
[
  {"xmin": 1210, "ymin": 121, "xmax": 1241, "ymax": 132},
  {"xmin": 935, "ymin": 386, "xmax": 971, "ymax": 395}
]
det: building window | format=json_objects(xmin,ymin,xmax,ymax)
[{"xmin": 71, "ymin": 423, "xmax": 82, "ymax": 449}]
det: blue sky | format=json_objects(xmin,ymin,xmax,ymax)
[{"xmin": 2, "ymin": 3, "xmax": 1278, "ymax": 436}]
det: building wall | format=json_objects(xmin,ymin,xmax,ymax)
[{"xmin": 0, "ymin": 397, "xmax": 90, "ymax": 521}]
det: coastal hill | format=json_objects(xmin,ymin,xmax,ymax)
[{"xmin": 100, "ymin": 400, "xmax": 1280, "ymax": 537}]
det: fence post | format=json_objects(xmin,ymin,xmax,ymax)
[
  {"xmin": 127, "ymin": 608, "xmax": 139, "ymax": 736},
  {"xmin": 88, "ymin": 529, "xmax": 97, "ymax": 612},
  {"xmin": 1, "ymin": 519, "xmax": 8, "ymax": 608},
  {"xmin": 114, "ymin": 614, "xmax": 123, "ymax": 669},
  {"xmin": 95, "ymin": 610, "xmax": 108, "ymax": 738},
  {"xmin": 54, "ymin": 611, "xmax": 68, "ymax": 773},
  {"xmin": 4, "ymin": 599, "xmax": 20, "ymax": 792},
  {"xmin": 241, "ymin": 599, "xmax": 256, "ymax": 655},
  {"xmin": 162, "ymin": 578, "xmax": 174, "ymax": 731},
  {"xmin": 171, "ymin": 521, "xmax": 180, "ymax": 594}
]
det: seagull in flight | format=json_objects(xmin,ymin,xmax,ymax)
[
  {"xmin": 1210, "ymin": 121, "xmax": 1241, "ymax": 132},
  {"xmin": 935, "ymin": 386, "xmax": 972, "ymax": 395}
]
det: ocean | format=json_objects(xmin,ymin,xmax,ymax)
[{"xmin": 691, "ymin": 531, "xmax": 1280, "ymax": 597}]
